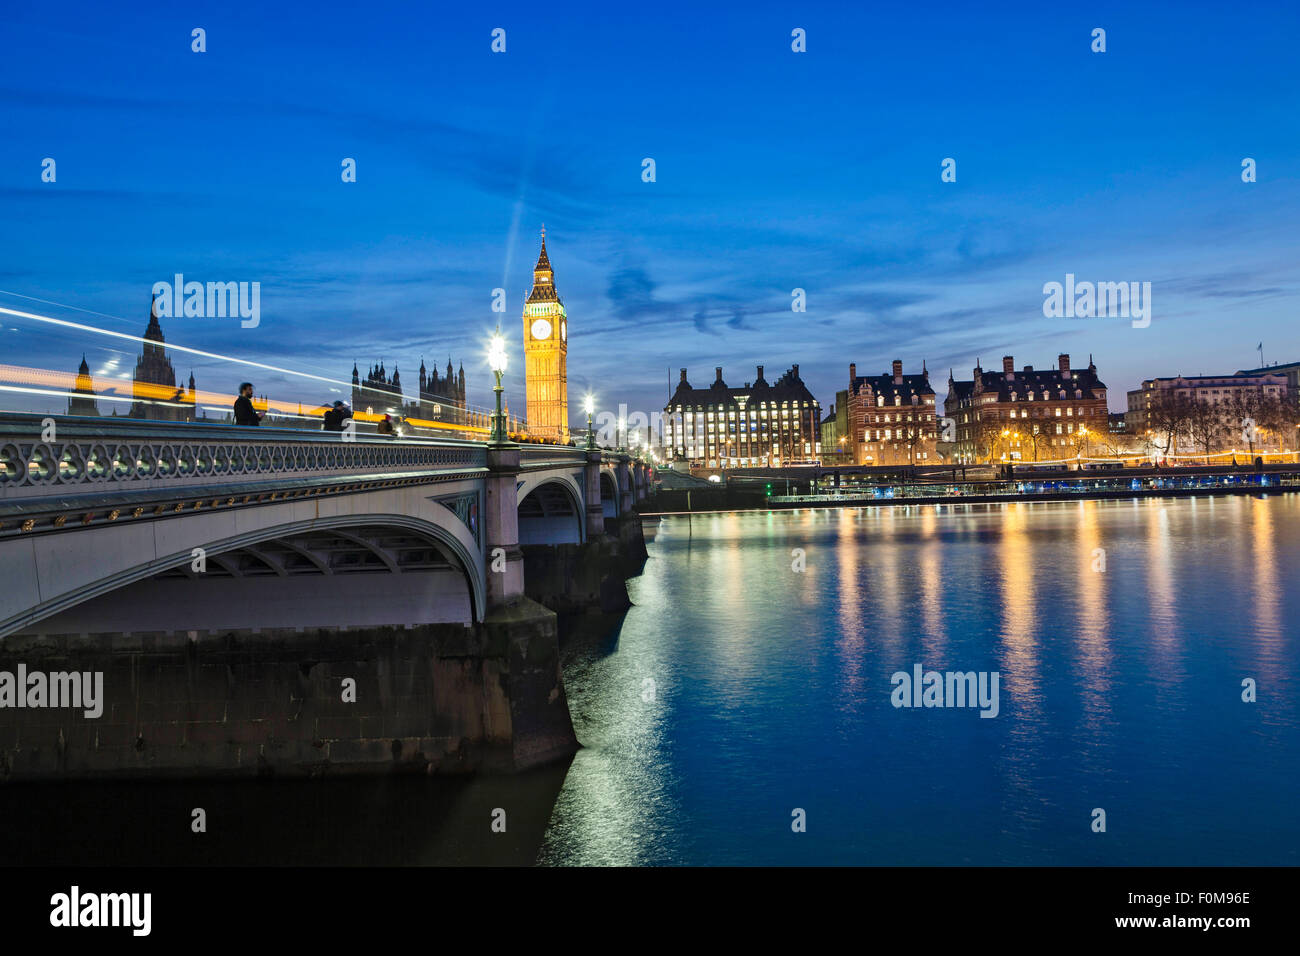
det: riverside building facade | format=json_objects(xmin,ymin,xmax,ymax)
[
  {"xmin": 664, "ymin": 365, "xmax": 821, "ymax": 468},
  {"xmin": 846, "ymin": 360, "xmax": 937, "ymax": 466},
  {"xmin": 1125, "ymin": 370, "xmax": 1290, "ymax": 455},
  {"xmin": 945, "ymin": 354, "xmax": 1108, "ymax": 464}
]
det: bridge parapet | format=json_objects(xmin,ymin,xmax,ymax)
[
  {"xmin": 517, "ymin": 443, "xmax": 589, "ymax": 469},
  {"xmin": 0, "ymin": 413, "xmax": 487, "ymax": 502}
]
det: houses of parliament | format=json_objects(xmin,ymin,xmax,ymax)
[
  {"xmin": 67, "ymin": 295, "xmax": 202, "ymax": 421},
  {"xmin": 66, "ymin": 296, "xmax": 469, "ymax": 426},
  {"xmin": 68, "ymin": 232, "xmax": 574, "ymax": 436},
  {"xmin": 350, "ymin": 357, "xmax": 469, "ymax": 424}
]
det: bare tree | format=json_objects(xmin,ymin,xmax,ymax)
[
  {"xmin": 902, "ymin": 410, "xmax": 935, "ymax": 465},
  {"xmin": 1146, "ymin": 389, "xmax": 1193, "ymax": 458},
  {"xmin": 1226, "ymin": 387, "xmax": 1289, "ymax": 457},
  {"xmin": 1185, "ymin": 396, "xmax": 1227, "ymax": 463},
  {"xmin": 972, "ymin": 415, "xmax": 1003, "ymax": 463},
  {"xmin": 1256, "ymin": 391, "xmax": 1297, "ymax": 452}
]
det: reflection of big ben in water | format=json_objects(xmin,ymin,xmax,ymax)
[{"xmin": 523, "ymin": 226, "xmax": 569, "ymax": 442}]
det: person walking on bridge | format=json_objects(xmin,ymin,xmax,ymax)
[
  {"xmin": 322, "ymin": 401, "xmax": 351, "ymax": 431},
  {"xmin": 233, "ymin": 382, "xmax": 263, "ymax": 426}
]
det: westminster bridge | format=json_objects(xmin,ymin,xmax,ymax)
[{"xmin": 0, "ymin": 413, "xmax": 654, "ymax": 780}]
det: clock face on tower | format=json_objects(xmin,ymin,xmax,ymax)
[
  {"xmin": 531, "ymin": 318, "xmax": 552, "ymax": 341},
  {"xmin": 561, "ymin": 320, "xmax": 566, "ymax": 342}
]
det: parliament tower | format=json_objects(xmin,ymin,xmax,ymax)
[{"xmin": 523, "ymin": 227, "xmax": 569, "ymax": 442}]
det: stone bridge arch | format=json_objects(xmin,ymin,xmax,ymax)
[
  {"xmin": 1, "ymin": 491, "xmax": 487, "ymax": 637},
  {"xmin": 598, "ymin": 469, "xmax": 620, "ymax": 518},
  {"xmin": 516, "ymin": 473, "xmax": 586, "ymax": 545}
]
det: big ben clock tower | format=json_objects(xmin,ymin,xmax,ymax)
[{"xmin": 523, "ymin": 226, "xmax": 570, "ymax": 442}]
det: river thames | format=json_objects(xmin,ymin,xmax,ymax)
[{"xmin": 4, "ymin": 495, "xmax": 1296, "ymax": 866}]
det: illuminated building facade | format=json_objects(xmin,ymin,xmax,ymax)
[
  {"xmin": 1124, "ymin": 370, "xmax": 1288, "ymax": 455},
  {"xmin": 945, "ymin": 354, "xmax": 1107, "ymax": 463},
  {"xmin": 664, "ymin": 365, "xmax": 821, "ymax": 467},
  {"xmin": 522, "ymin": 228, "xmax": 569, "ymax": 442},
  {"xmin": 847, "ymin": 360, "xmax": 937, "ymax": 465},
  {"xmin": 819, "ymin": 389, "xmax": 850, "ymax": 464}
]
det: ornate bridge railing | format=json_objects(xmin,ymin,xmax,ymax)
[{"xmin": 0, "ymin": 413, "xmax": 488, "ymax": 501}]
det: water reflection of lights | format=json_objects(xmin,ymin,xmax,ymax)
[{"xmin": 1074, "ymin": 499, "xmax": 1112, "ymax": 735}]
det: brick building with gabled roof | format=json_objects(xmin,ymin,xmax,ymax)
[
  {"xmin": 944, "ymin": 354, "xmax": 1108, "ymax": 464},
  {"xmin": 846, "ymin": 359, "xmax": 938, "ymax": 465}
]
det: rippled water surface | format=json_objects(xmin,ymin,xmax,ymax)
[{"xmin": 541, "ymin": 496, "xmax": 1300, "ymax": 865}]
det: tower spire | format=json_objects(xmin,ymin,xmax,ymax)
[
  {"xmin": 534, "ymin": 226, "xmax": 552, "ymax": 276},
  {"xmin": 145, "ymin": 294, "xmax": 164, "ymax": 341}
]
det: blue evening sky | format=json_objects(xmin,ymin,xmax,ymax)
[{"xmin": 1, "ymin": 0, "xmax": 1298, "ymax": 423}]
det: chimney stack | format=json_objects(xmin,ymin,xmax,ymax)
[
  {"xmin": 1058, "ymin": 353, "xmax": 1071, "ymax": 375},
  {"xmin": 892, "ymin": 359, "xmax": 903, "ymax": 384},
  {"xmin": 679, "ymin": 367, "xmax": 688, "ymax": 383},
  {"xmin": 756, "ymin": 365, "xmax": 764, "ymax": 381},
  {"xmin": 849, "ymin": 362, "xmax": 856, "ymax": 384},
  {"xmin": 1003, "ymin": 355, "xmax": 1015, "ymax": 380},
  {"xmin": 714, "ymin": 366, "xmax": 724, "ymax": 385}
]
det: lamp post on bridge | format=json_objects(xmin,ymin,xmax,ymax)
[
  {"xmin": 584, "ymin": 393, "xmax": 596, "ymax": 451},
  {"xmin": 482, "ymin": 328, "xmax": 524, "ymax": 612},
  {"xmin": 488, "ymin": 330, "xmax": 510, "ymax": 446}
]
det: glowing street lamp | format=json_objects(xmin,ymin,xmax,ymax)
[
  {"xmin": 584, "ymin": 392, "xmax": 595, "ymax": 450},
  {"xmin": 487, "ymin": 330, "xmax": 509, "ymax": 445}
]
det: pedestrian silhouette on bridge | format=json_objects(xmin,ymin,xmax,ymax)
[
  {"xmin": 322, "ymin": 401, "xmax": 351, "ymax": 431},
  {"xmin": 233, "ymin": 383, "xmax": 263, "ymax": 426}
]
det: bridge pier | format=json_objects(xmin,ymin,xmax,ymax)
[
  {"xmin": 633, "ymin": 461, "xmax": 649, "ymax": 503},
  {"xmin": 0, "ymin": 620, "xmax": 578, "ymax": 779},
  {"xmin": 484, "ymin": 444, "xmax": 527, "ymax": 608},
  {"xmin": 478, "ymin": 441, "xmax": 579, "ymax": 769},
  {"xmin": 583, "ymin": 449, "xmax": 605, "ymax": 540},
  {"xmin": 614, "ymin": 458, "xmax": 633, "ymax": 515}
]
